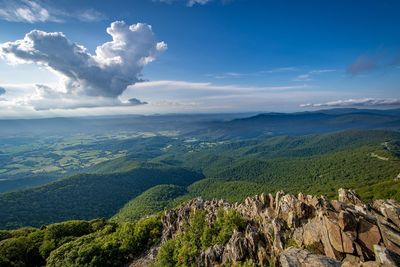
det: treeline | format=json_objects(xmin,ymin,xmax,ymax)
[{"xmin": 0, "ymin": 217, "xmax": 161, "ymax": 267}]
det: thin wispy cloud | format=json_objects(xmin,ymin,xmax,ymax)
[
  {"xmin": 157, "ymin": 0, "xmax": 212, "ymax": 6},
  {"xmin": 76, "ymin": 9, "xmax": 107, "ymax": 22},
  {"xmin": 294, "ymin": 69, "xmax": 336, "ymax": 82},
  {"xmin": 300, "ymin": 98, "xmax": 400, "ymax": 108},
  {"xmin": 0, "ymin": 0, "xmax": 106, "ymax": 23},
  {"xmin": 210, "ymin": 67, "xmax": 298, "ymax": 79},
  {"xmin": 0, "ymin": 79, "xmax": 321, "ymax": 113},
  {"xmin": 128, "ymin": 80, "xmax": 310, "ymax": 92},
  {"xmin": 265, "ymin": 67, "xmax": 299, "ymax": 73}
]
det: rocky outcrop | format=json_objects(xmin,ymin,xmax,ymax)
[
  {"xmin": 155, "ymin": 188, "xmax": 400, "ymax": 266},
  {"xmin": 279, "ymin": 247, "xmax": 341, "ymax": 267}
]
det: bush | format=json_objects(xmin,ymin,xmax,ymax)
[
  {"xmin": 154, "ymin": 209, "xmax": 245, "ymax": 267},
  {"xmin": 46, "ymin": 215, "xmax": 162, "ymax": 267}
]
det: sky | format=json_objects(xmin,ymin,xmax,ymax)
[{"xmin": 0, "ymin": 0, "xmax": 399, "ymax": 118}]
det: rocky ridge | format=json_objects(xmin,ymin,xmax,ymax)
[{"xmin": 131, "ymin": 189, "xmax": 400, "ymax": 266}]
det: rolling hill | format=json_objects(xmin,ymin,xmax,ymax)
[
  {"xmin": 0, "ymin": 166, "xmax": 203, "ymax": 229},
  {"xmin": 112, "ymin": 184, "xmax": 187, "ymax": 222}
]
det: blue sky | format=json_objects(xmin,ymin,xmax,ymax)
[{"xmin": 0, "ymin": 0, "xmax": 399, "ymax": 117}]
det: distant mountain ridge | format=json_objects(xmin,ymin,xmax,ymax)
[
  {"xmin": 0, "ymin": 108, "xmax": 399, "ymax": 137},
  {"xmin": 192, "ymin": 108, "xmax": 400, "ymax": 139}
]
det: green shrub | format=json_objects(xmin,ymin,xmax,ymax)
[{"xmin": 154, "ymin": 209, "xmax": 245, "ymax": 267}]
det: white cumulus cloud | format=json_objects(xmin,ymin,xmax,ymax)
[{"xmin": 0, "ymin": 21, "xmax": 166, "ymax": 110}]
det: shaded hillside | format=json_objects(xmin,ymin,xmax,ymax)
[
  {"xmin": 0, "ymin": 167, "xmax": 203, "ymax": 229},
  {"xmin": 112, "ymin": 184, "xmax": 187, "ymax": 222}
]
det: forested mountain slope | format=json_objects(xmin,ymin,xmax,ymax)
[
  {"xmin": 0, "ymin": 167, "xmax": 203, "ymax": 229},
  {"xmin": 0, "ymin": 129, "xmax": 399, "ymax": 229}
]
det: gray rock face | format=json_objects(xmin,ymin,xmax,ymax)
[
  {"xmin": 154, "ymin": 189, "xmax": 400, "ymax": 267},
  {"xmin": 338, "ymin": 188, "xmax": 364, "ymax": 206},
  {"xmin": 199, "ymin": 245, "xmax": 224, "ymax": 267},
  {"xmin": 373, "ymin": 245, "xmax": 400, "ymax": 266},
  {"xmin": 279, "ymin": 247, "xmax": 341, "ymax": 267}
]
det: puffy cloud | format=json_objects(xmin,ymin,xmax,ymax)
[
  {"xmin": 0, "ymin": 21, "xmax": 166, "ymax": 109},
  {"xmin": 0, "ymin": 0, "xmax": 105, "ymax": 23},
  {"xmin": 300, "ymin": 98, "xmax": 400, "ymax": 108}
]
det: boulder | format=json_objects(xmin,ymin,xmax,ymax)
[
  {"xmin": 320, "ymin": 215, "xmax": 343, "ymax": 260},
  {"xmin": 357, "ymin": 219, "xmax": 382, "ymax": 252},
  {"xmin": 302, "ymin": 219, "xmax": 322, "ymax": 246},
  {"xmin": 338, "ymin": 188, "xmax": 363, "ymax": 206},
  {"xmin": 338, "ymin": 210, "xmax": 357, "ymax": 232},
  {"xmin": 279, "ymin": 247, "xmax": 341, "ymax": 267},
  {"xmin": 222, "ymin": 230, "xmax": 247, "ymax": 263},
  {"xmin": 376, "ymin": 219, "xmax": 400, "ymax": 255},
  {"xmin": 373, "ymin": 244, "xmax": 400, "ymax": 267},
  {"xmin": 324, "ymin": 216, "xmax": 344, "ymax": 253},
  {"xmin": 199, "ymin": 245, "xmax": 224, "ymax": 267},
  {"xmin": 373, "ymin": 199, "xmax": 400, "ymax": 228}
]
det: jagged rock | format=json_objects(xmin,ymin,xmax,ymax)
[
  {"xmin": 244, "ymin": 225, "xmax": 260, "ymax": 255},
  {"xmin": 292, "ymin": 227, "xmax": 304, "ymax": 247},
  {"xmin": 154, "ymin": 189, "xmax": 400, "ymax": 267},
  {"xmin": 279, "ymin": 247, "xmax": 341, "ymax": 267},
  {"xmin": 275, "ymin": 191, "xmax": 285, "ymax": 211},
  {"xmin": 358, "ymin": 218, "xmax": 382, "ymax": 253},
  {"xmin": 257, "ymin": 245, "xmax": 269, "ymax": 266},
  {"xmin": 277, "ymin": 194, "xmax": 315, "ymax": 228},
  {"xmin": 199, "ymin": 245, "xmax": 224, "ymax": 267},
  {"xmin": 373, "ymin": 244, "xmax": 400, "ymax": 267},
  {"xmin": 302, "ymin": 218, "xmax": 322, "ymax": 247},
  {"xmin": 222, "ymin": 230, "xmax": 247, "ymax": 263},
  {"xmin": 272, "ymin": 218, "xmax": 285, "ymax": 254},
  {"xmin": 341, "ymin": 254, "xmax": 363, "ymax": 267},
  {"xmin": 373, "ymin": 199, "xmax": 400, "ymax": 228},
  {"xmin": 320, "ymin": 215, "xmax": 343, "ymax": 260},
  {"xmin": 324, "ymin": 215, "xmax": 344, "ymax": 253},
  {"xmin": 338, "ymin": 210, "xmax": 357, "ymax": 232},
  {"xmin": 331, "ymin": 200, "xmax": 348, "ymax": 212},
  {"xmin": 129, "ymin": 247, "xmax": 158, "ymax": 267},
  {"xmin": 338, "ymin": 188, "xmax": 364, "ymax": 206},
  {"xmin": 375, "ymin": 217, "xmax": 400, "ymax": 255}
]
